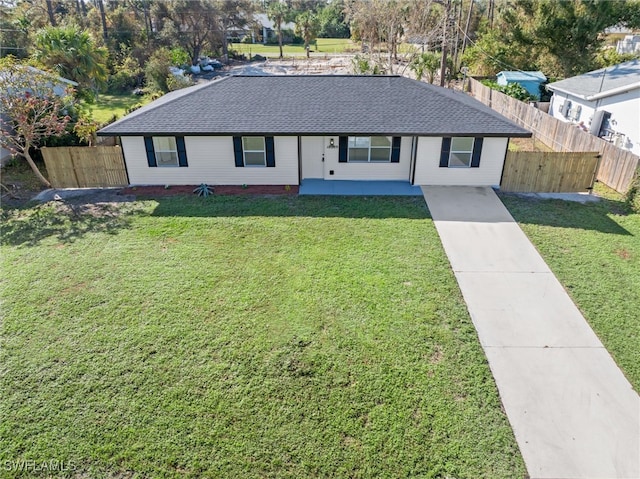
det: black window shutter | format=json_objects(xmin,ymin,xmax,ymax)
[
  {"xmin": 338, "ymin": 136, "xmax": 348, "ymax": 163},
  {"xmin": 176, "ymin": 136, "xmax": 188, "ymax": 167},
  {"xmin": 233, "ymin": 136, "xmax": 244, "ymax": 167},
  {"xmin": 391, "ymin": 137, "xmax": 401, "ymax": 163},
  {"xmin": 439, "ymin": 137, "xmax": 451, "ymax": 167},
  {"xmin": 265, "ymin": 136, "xmax": 275, "ymax": 167},
  {"xmin": 144, "ymin": 136, "xmax": 156, "ymax": 167},
  {"xmin": 471, "ymin": 138, "xmax": 483, "ymax": 168}
]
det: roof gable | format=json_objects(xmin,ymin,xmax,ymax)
[
  {"xmin": 497, "ymin": 71, "xmax": 547, "ymax": 82},
  {"xmin": 547, "ymin": 59, "xmax": 640, "ymax": 99},
  {"xmin": 98, "ymin": 75, "xmax": 530, "ymax": 137}
]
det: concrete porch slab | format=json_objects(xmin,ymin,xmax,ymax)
[{"xmin": 299, "ymin": 179, "xmax": 423, "ymax": 196}]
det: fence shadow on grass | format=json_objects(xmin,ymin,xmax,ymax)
[
  {"xmin": 0, "ymin": 201, "xmax": 139, "ymax": 247},
  {"xmin": 149, "ymin": 195, "xmax": 431, "ymax": 220},
  {"xmin": 499, "ymin": 193, "xmax": 633, "ymax": 236}
]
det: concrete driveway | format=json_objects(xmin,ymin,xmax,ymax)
[{"xmin": 422, "ymin": 186, "xmax": 640, "ymax": 479}]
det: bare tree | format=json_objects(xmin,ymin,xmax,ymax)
[{"xmin": 0, "ymin": 60, "xmax": 72, "ymax": 187}]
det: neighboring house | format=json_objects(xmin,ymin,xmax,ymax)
[
  {"xmin": 616, "ymin": 35, "xmax": 640, "ymax": 55},
  {"xmin": 229, "ymin": 13, "xmax": 296, "ymax": 44},
  {"xmin": 496, "ymin": 71, "xmax": 547, "ymax": 99},
  {"xmin": 97, "ymin": 75, "xmax": 530, "ymax": 188},
  {"xmin": 1, "ymin": 66, "xmax": 77, "ymax": 166},
  {"xmin": 547, "ymin": 60, "xmax": 640, "ymax": 155}
]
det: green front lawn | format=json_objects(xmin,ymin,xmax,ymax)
[
  {"xmin": 501, "ymin": 191, "xmax": 640, "ymax": 390},
  {"xmin": 0, "ymin": 196, "xmax": 526, "ymax": 478}
]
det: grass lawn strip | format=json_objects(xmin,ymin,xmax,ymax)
[
  {"xmin": 89, "ymin": 93, "xmax": 151, "ymax": 124},
  {"xmin": 501, "ymin": 192, "xmax": 640, "ymax": 390},
  {"xmin": 1, "ymin": 196, "xmax": 526, "ymax": 478},
  {"xmin": 230, "ymin": 38, "xmax": 357, "ymax": 57}
]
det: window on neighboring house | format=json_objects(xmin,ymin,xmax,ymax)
[
  {"xmin": 144, "ymin": 136, "xmax": 188, "ymax": 167},
  {"xmin": 233, "ymin": 136, "xmax": 275, "ymax": 167},
  {"xmin": 439, "ymin": 137, "xmax": 483, "ymax": 168},
  {"xmin": 339, "ymin": 136, "xmax": 401, "ymax": 163}
]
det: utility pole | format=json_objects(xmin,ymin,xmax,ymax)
[
  {"xmin": 461, "ymin": 0, "xmax": 474, "ymax": 58},
  {"xmin": 452, "ymin": 0, "xmax": 463, "ymax": 73},
  {"xmin": 439, "ymin": 0, "xmax": 451, "ymax": 87},
  {"xmin": 488, "ymin": 0, "xmax": 495, "ymax": 29}
]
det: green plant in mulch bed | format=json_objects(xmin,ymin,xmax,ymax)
[{"xmin": 193, "ymin": 183, "xmax": 213, "ymax": 197}]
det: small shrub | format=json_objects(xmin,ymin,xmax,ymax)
[
  {"xmin": 482, "ymin": 80, "xmax": 536, "ymax": 102},
  {"xmin": 166, "ymin": 74, "xmax": 193, "ymax": 92},
  {"xmin": 107, "ymin": 56, "xmax": 143, "ymax": 94},
  {"xmin": 351, "ymin": 55, "xmax": 383, "ymax": 75},
  {"xmin": 145, "ymin": 48, "xmax": 172, "ymax": 93},
  {"xmin": 193, "ymin": 184, "xmax": 213, "ymax": 197},
  {"xmin": 625, "ymin": 170, "xmax": 640, "ymax": 213}
]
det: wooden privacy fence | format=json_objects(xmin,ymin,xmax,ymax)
[
  {"xmin": 42, "ymin": 146, "xmax": 128, "ymax": 188},
  {"xmin": 501, "ymin": 151, "xmax": 600, "ymax": 193},
  {"xmin": 468, "ymin": 78, "xmax": 640, "ymax": 193}
]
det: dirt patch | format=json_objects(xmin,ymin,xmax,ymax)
[
  {"xmin": 615, "ymin": 248, "xmax": 632, "ymax": 260},
  {"xmin": 122, "ymin": 184, "xmax": 298, "ymax": 197}
]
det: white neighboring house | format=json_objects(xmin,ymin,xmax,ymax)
[
  {"xmin": 547, "ymin": 59, "xmax": 640, "ymax": 155},
  {"xmin": 0, "ymin": 66, "xmax": 77, "ymax": 166},
  {"xmin": 616, "ymin": 35, "xmax": 640, "ymax": 54},
  {"xmin": 97, "ymin": 75, "xmax": 531, "ymax": 188}
]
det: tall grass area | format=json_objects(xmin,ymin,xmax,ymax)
[{"xmin": 0, "ymin": 196, "xmax": 526, "ymax": 478}]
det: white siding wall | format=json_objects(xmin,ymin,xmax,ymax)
[
  {"xmin": 121, "ymin": 136, "xmax": 299, "ymax": 185},
  {"xmin": 316, "ymin": 136, "xmax": 412, "ymax": 181},
  {"xmin": 413, "ymin": 137, "xmax": 508, "ymax": 186},
  {"xmin": 600, "ymin": 90, "xmax": 640, "ymax": 155},
  {"xmin": 549, "ymin": 90, "xmax": 640, "ymax": 156}
]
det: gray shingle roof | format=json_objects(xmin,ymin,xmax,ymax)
[
  {"xmin": 98, "ymin": 75, "xmax": 531, "ymax": 137},
  {"xmin": 546, "ymin": 59, "xmax": 640, "ymax": 99}
]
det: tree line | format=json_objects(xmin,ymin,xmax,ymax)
[
  {"xmin": 2, "ymin": 0, "xmax": 639, "ymax": 98},
  {"xmin": 2, "ymin": 0, "xmax": 639, "ymax": 188}
]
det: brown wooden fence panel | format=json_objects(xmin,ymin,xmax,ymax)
[
  {"xmin": 501, "ymin": 151, "xmax": 600, "ymax": 193},
  {"xmin": 468, "ymin": 78, "xmax": 640, "ymax": 193},
  {"xmin": 42, "ymin": 146, "xmax": 128, "ymax": 188}
]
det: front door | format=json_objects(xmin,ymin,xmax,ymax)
[{"xmin": 300, "ymin": 136, "xmax": 324, "ymax": 180}]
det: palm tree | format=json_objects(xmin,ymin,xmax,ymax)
[
  {"xmin": 32, "ymin": 25, "xmax": 108, "ymax": 100},
  {"xmin": 295, "ymin": 11, "xmax": 320, "ymax": 57},
  {"xmin": 267, "ymin": 1, "xmax": 291, "ymax": 59},
  {"xmin": 410, "ymin": 52, "xmax": 441, "ymax": 84}
]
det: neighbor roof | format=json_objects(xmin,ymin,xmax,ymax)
[
  {"xmin": 546, "ymin": 59, "xmax": 640, "ymax": 100},
  {"xmin": 98, "ymin": 75, "xmax": 531, "ymax": 137},
  {"xmin": 497, "ymin": 71, "xmax": 547, "ymax": 82}
]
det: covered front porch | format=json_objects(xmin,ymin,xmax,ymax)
[{"xmin": 299, "ymin": 179, "xmax": 422, "ymax": 196}]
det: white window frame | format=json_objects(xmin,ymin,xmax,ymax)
[
  {"xmin": 347, "ymin": 136, "xmax": 392, "ymax": 163},
  {"xmin": 242, "ymin": 136, "xmax": 266, "ymax": 167},
  {"xmin": 448, "ymin": 137, "xmax": 475, "ymax": 168},
  {"xmin": 152, "ymin": 136, "xmax": 179, "ymax": 167}
]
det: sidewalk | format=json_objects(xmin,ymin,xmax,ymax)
[{"xmin": 422, "ymin": 186, "xmax": 639, "ymax": 479}]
